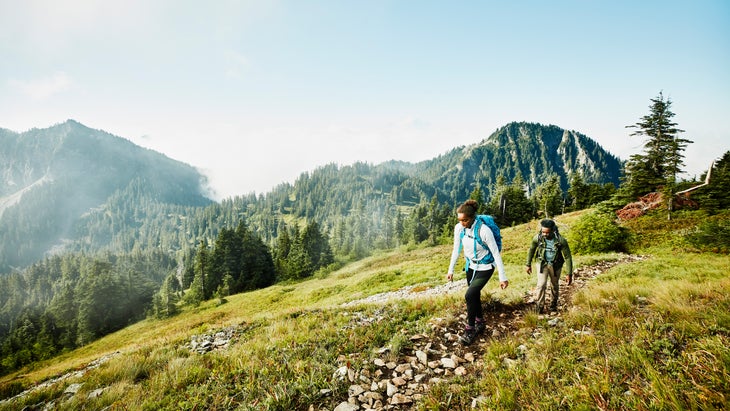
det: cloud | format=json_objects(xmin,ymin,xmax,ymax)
[{"xmin": 8, "ymin": 72, "xmax": 73, "ymax": 100}]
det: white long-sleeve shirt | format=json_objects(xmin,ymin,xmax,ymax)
[{"xmin": 447, "ymin": 221, "xmax": 508, "ymax": 282}]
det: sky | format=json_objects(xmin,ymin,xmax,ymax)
[{"xmin": 1, "ymin": 1, "xmax": 728, "ymax": 200}]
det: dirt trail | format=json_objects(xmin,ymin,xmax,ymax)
[{"xmin": 345, "ymin": 254, "xmax": 648, "ymax": 356}]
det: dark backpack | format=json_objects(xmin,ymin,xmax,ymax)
[{"xmin": 459, "ymin": 215, "xmax": 502, "ymax": 268}]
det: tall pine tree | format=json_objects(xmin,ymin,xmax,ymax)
[{"xmin": 622, "ymin": 92, "xmax": 693, "ymax": 210}]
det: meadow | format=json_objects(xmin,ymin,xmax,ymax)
[{"xmin": 1, "ymin": 210, "xmax": 728, "ymax": 410}]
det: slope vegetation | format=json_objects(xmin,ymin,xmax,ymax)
[{"xmin": 1, "ymin": 210, "xmax": 728, "ymax": 410}]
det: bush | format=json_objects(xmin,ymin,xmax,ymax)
[
  {"xmin": 686, "ymin": 219, "xmax": 730, "ymax": 253},
  {"xmin": 570, "ymin": 211, "xmax": 624, "ymax": 254}
]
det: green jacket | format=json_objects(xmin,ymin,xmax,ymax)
[{"xmin": 526, "ymin": 232, "xmax": 573, "ymax": 275}]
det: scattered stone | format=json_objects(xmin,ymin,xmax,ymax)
[
  {"xmin": 502, "ymin": 358, "xmax": 518, "ymax": 369},
  {"xmin": 348, "ymin": 385, "xmax": 365, "ymax": 397},
  {"xmin": 64, "ymin": 383, "xmax": 83, "ymax": 395},
  {"xmin": 386, "ymin": 382, "xmax": 398, "ymax": 397},
  {"xmin": 187, "ymin": 325, "xmax": 245, "ymax": 354},
  {"xmin": 334, "ymin": 402, "xmax": 359, "ymax": 411},
  {"xmin": 391, "ymin": 376, "xmax": 407, "ymax": 387},
  {"xmin": 87, "ymin": 388, "xmax": 106, "ymax": 399},
  {"xmin": 390, "ymin": 393, "xmax": 413, "ymax": 405},
  {"xmin": 440, "ymin": 357, "xmax": 456, "ymax": 369}
]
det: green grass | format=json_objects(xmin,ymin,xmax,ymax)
[{"xmin": 2, "ymin": 209, "xmax": 729, "ymax": 410}]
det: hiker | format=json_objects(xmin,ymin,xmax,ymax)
[
  {"xmin": 446, "ymin": 199, "xmax": 509, "ymax": 345},
  {"xmin": 525, "ymin": 219, "xmax": 573, "ymax": 314}
]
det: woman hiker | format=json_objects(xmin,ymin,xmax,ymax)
[{"xmin": 446, "ymin": 199, "xmax": 509, "ymax": 345}]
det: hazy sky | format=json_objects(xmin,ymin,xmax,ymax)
[{"xmin": 1, "ymin": 1, "xmax": 728, "ymax": 200}]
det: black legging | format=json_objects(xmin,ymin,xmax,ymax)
[{"xmin": 465, "ymin": 268, "xmax": 495, "ymax": 327}]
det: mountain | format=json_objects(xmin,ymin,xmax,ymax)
[
  {"xmin": 0, "ymin": 120, "xmax": 622, "ymax": 274},
  {"xmin": 0, "ymin": 120, "xmax": 213, "ymax": 272},
  {"xmin": 411, "ymin": 122, "xmax": 623, "ymax": 200}
]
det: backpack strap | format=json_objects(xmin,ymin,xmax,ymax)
[{"xmin": 459, "ymin": 219, "xmax": 494, "ymax": 272}]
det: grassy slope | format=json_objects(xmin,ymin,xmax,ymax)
[{"xmin": 2, "ymin": 210, "xmax": 729, "ymax": 410}]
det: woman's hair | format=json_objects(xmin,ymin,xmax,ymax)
[{"xmin": 457, "ymin": 199, "xmax": 479, "ymax": 218}]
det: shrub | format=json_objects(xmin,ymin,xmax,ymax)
[
  {"xmin": 686, "ymin": 219, "xmax": 730, "ymax": 253},
  {"xmin": 570, "ymin": 211, "xmax": 624, "ymax": 254}
]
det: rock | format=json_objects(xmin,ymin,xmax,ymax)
[
  {"xmin": 502, "ymin": 358, "xmax": 518, "ymax": 368},
  {"xmin": 348, "ymin": 385, "xmax": 365, "ymax": 397},
  {"xmin": 391, "ymin": 376, "xmax": 407, "ymax": 386},
  {"xmin": 334, "ymin": 402, "xmax": 359, "ymax": 411},
  {"xmin": 87, "ymin": 388, "xmax": 105, "ymax": 399},
  {"xmin": 64, "ymin": 383, "xmax": 83, "ymax": 395},
  {"xmin": 454, "ymin": 366, "xmax": 467, "ymax": 376},
  {"xmin": 415, "ymin": 350, "xmax": 428, "ymax": 365},
  {"xmin": 334, "ymin": 366, "xmax": 349, "ymax": 381},
  {"xmin": 386, "ymin": 382, "xmax": 398, "ymax": 397},
  {"xmin": 390, "ymin": 393, "xmax": 413, "ymax": 405},
  {"xmin": 441, "ymin": 357, "xmax": 456, "ymax": 369}
]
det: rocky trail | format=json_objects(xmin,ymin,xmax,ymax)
[
  {"xmin": 3, "ymin": 255, "xmax": 647, "ymax": 410},
  {"xmin": 329, "ymin": 254, "xmax": 647, "ymax": 410}
]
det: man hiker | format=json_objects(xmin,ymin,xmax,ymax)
[
  {"xmin": 525, "ymin": 219, "xmax": 573, "ymax": 314},
  {"xmin": 446, "ymin": 199, "xmax": 509, "ymax": 345}
]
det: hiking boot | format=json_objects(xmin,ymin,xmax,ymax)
[
  {"xmin": 475, "ymin": 320, "xmax": 486, "ymax": 335},
  {"xmin": 459, "ymin": 327, "xmax": 478, "ymax": 345}
]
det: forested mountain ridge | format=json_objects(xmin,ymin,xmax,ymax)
[
  {"xmin": 412, "ymin": 122, "xmax": 623, "ymax": 200},
  {"xmin": 0, "ymin": 120, "xmax": 622, "ymax": 275},
  {"xmin": 0, "ymin": 120, "xmax": 213, "ymax": 272}
]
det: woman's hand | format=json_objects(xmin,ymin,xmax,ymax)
[
  {"xmin": 500, "ymin": 280, "xmax": 509, "ymax": 289},
  {"xmin": 446, "ymin": 273, "xmax": 453, "ymax": 282}
]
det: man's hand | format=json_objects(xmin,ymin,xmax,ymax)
[
  {"xmin": 446, "ymin": 273, "xmax": 453, "ymax": 282},
  {"xmin": 500, "ymin": 280, "xmax": 509, "ymax": 289},
  {"xmin": 566, "ymin": 274, "xmax": 573, "ymax": 285},
  {"xmin": 525, "ymin": 265, "xmax": 532, "ymax": 275}
]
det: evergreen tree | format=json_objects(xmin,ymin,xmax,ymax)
[
  {"xmin": 695, "ymin": 151, "xmax": 730, "ymax": 212},
  {"xmin": 533, "ymin": 174, "xmax": 564, "ymax": 218},
  {"xmin": 567, "ymin": 171, "xmax": 589, "ymax": 211},
  {"xmin": 488, "ymin": 174, "xmax": 531, "ymax": 226},
  {"xmin": 623, "ymin": 92, "xmax": 693, "ymax": 209},
  {"xmin": 186, "ymin": 241, "xmax": 209, "ymax": 304}
]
